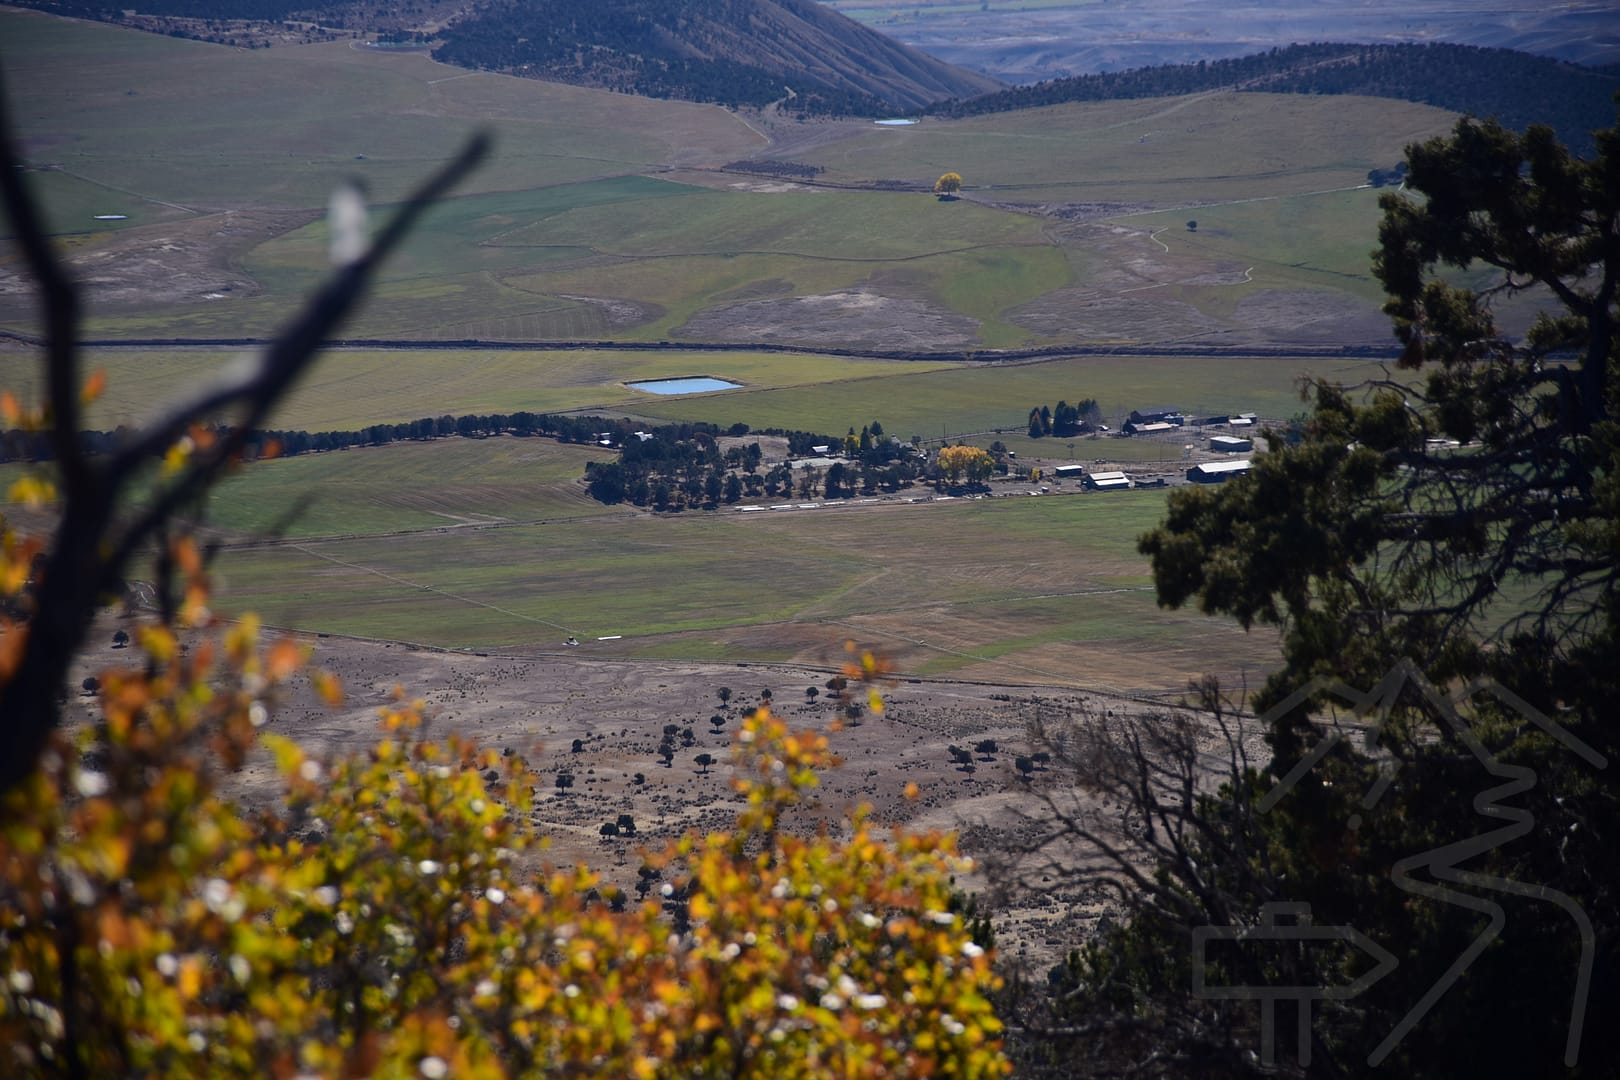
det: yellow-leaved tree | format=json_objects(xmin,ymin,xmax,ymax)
[
  {"xmin": 0, "ymin": 102, "xmax": 1008, "ymax": 1076},
  {"xmin": 935, "ymin": 444, "xmax": 994, "ymax": 485},
  {"xmin": 934, "ymin": 172, "xmax": 963, "ymax": 198}
]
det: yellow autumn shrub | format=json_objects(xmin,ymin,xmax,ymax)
[{"xmin": 0, "ymin": 523, "xmax": 1008, "ymax": 1077}]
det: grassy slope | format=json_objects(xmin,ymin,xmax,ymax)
[
  {"xmin": 4, "ymin": 10, "xmax": 1460, "ymax": 351},
  {"xmin": 797, "ymin": 93, "xmax": 1459, "ymax": 202},
  {"xmin": 0, "ymin": 9, "xmax": 761, "ymax": 217}
]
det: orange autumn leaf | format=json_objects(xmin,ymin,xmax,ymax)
[{"xmin": 266, "ymin": 637, "xmax": 303, "ymax": 681}]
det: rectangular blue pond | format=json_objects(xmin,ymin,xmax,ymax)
[{"xmin": 626, "ymin": 376, "xmax": 742, "ymax": 395}]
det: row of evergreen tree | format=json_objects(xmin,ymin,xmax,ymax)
[{"xmin": 1025, "ymin": 398, "xmax": 1101, "ymax": 439}]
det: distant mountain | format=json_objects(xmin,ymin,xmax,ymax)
[
  {"xmin": 429, "ymin": 0, "xmax": 1002, "ymax": 114},
  {"xmin": 923, "ymin": 43, "xmax": 1620, "ymax": 157}
]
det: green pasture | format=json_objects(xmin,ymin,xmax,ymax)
[
  {"xmin": 511, "ymin": 208, "xmax": 1075, "ymax": 344},
  {"xmin": 628, "ymin": 353, "xmax": 1389, "ymax": 439},
  {"xmin": 0, "ymin": 9, "xmax": 759, "ymax": 218},
  {"xmin": 204, "ymin": 182, "xmax": 1058, "ymax": 342},
  {"xmin": 39, "ymin": 348, "xmax": 956, "ymax": 432},
  {"xmin": 10, "ymin": 172, "xmax": 193, "ymax": 237},
  {"xmin": 3, "ymin": 12, "xmax": 1443, "ymax": 354},
  {"xmin": 1124, "ymin": 187, "xmax": 1387, "ymax": 301},
  {"xmin": 69, "ymin": 176, "xmax": 1067, "ymax": 343},
  {"xmin": 196, "ymin": 438, "xmax": 623, "ymax": 539},
  {"xmin": 208, "ymin": 487, "xmax": 1278, "ymax": 692},
  {"xmin": 799, "ymin": 94, "xmax": 1458, "ymax": 203},
  {"xmin": 507, "ymin": 187, "xmax": 1041, "ymax": 260}
]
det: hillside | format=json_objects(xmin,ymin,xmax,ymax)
[
  {"xmin": 925, "ymin": 42, "xmax": 1620, "ymax": 157},
  {"xmin": 430, "ymin": 0, "xmax": 1002, "ymax": 113},
  {"xmin": 8, "ymin": 0, "xmax": 1002, "ymax": 114}
]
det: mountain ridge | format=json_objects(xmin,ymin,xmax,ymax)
[
  {"xmin": 923, "ymin": 42, "xmax": 1620, "ymax": 157},
  {"xmin": 6, "ymin": 0, "xmax": 1002, "ymax": 114}
]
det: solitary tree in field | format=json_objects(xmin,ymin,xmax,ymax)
[
  {"xmin": 694, "ymin": 753, "xmax": 715, "ymax": 775},
  {"xmin": 934, "ymin": 171, "xmax": 963, "ymax": 198}
]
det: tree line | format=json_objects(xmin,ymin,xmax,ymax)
[
  {"xmin": 924, "ymin": 42, "xmax": 1620, "ymax": 156},
  {"xmin": 0, "ymin": 410, "xmax": 731, "ymax": 465}
]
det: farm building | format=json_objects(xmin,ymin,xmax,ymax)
[
  {"xmin": 1125, "ymin": 420, "xmax": 1177, "ymax": 435},
  {"xmin": 1128, "ymin": 407, "xmax": 1182, "ymax": 425},
  {"xmin": 1210, "ymin": 435, "xmax": 1252, "ymax": 452},
  {"xmin": 1084, "ymin": 470, "xmax": 1131, "ymax": 490},
  {"xmin": 1229, "ymin": 413, "xmax": 1257, "ymax": 427},
  {"xmin": 1187, "ymin": 459, "xmax": 1252, "ymax": 483},
  {"xmin": 1053, "ymin": 464, "xmax": 1087, "ymax": 478}
]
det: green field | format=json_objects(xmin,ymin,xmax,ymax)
[
  {"xmin": 1, "ymin": 10, "xmax": 1462, "ymax": 351},
  {"xmin": 205, "ymin": 472, "xmax": 1278, "ymax": 694},
  {"xmin": 0, "ymin": 10, "xmax": 1453, "ymax": 693},
  {"xmin": 33, "ymin": 346, "xmax": 1376, "ymax": 439},
  {"xmin": 794, "ymin": 93, "xmax": 1457, "ymax": 202},
  {"xmin": 627, "ymin": 353, "xmax": 1387, "ymax": 438},
  {"xmin": 0, "ymin": 10, "xmax": 759, "ymax": 217},
  {"xmin": 27, "ymin": 348, "xmax": 959, "ymax": 431},
  {"xmin": 196, "ymin": 438, "xmax": 624, "ymax": 538}
]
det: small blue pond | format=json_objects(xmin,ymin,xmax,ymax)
[{"xmin": 626, "ymin": 376, "xmax": 742, "ymax": 395}]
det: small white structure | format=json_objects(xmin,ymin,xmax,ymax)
[
  {"xmin": 1229, "ymin": 413, "xmax": 1257, "ymax": 427},
  {"xmin": 1187, "ymin": 459, "xmax": 1252, "ymax": 483},
  {"xmin": 1054, "ymin": 464, "xmax": 1087, "ymax": 478}
]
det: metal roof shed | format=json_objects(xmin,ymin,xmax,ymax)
[
  {"xmin": 1085, "ymin": 471, "xmax": 1131, "ymax": 490},
  {"xmin": 1187, "ymin": 459, "xmax": 1252, "ymax": 483}
]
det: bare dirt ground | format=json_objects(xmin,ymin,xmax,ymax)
[
  {"xmin": 675, "ymin": 287, "xmax": 982, "ymax": 349},
  {"xmin": 0, "ymin": 207, "xmax": 313, "ymax": 320},
  {"xmin": 67, "ymin": 620, "xmax": 1260, "ymax": 969}
]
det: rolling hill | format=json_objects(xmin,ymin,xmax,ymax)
[
  {"xmin": 925, "ymin": 42, "xmax": 1620, "ymax": 157},
  {"xmin": 433, "ymin": 0, "xmax": 1003, "ymax": 113},
  {"xmin": 9, "ymin": 0, "xmax": 1002, "ymax": 113}
]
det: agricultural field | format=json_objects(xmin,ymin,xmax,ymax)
[
  {"xmin": 1, "ymin": 8, "xmax": 1463, "ymax": 351},
  {"xmin": 788, "ymin": 92, "xmax": 1456, "ymax": 203},
  {"xmin": 194, "ymin": 438, "xmax": 625, "ymax": 538},
  {"xmin": 31, "ymin": 342, "xmax": 1372, "ymax": 452},
  {"xmin": 0, "ymin": 8, "xmax": 1448, "ymax": 708},
  {"xmin": 203, "ymin": 472, "xmax": 1278, "ymax": 697},
  {"xmin": 14, "ymin": 347, "xmax": 961, "ymax": 431}
]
